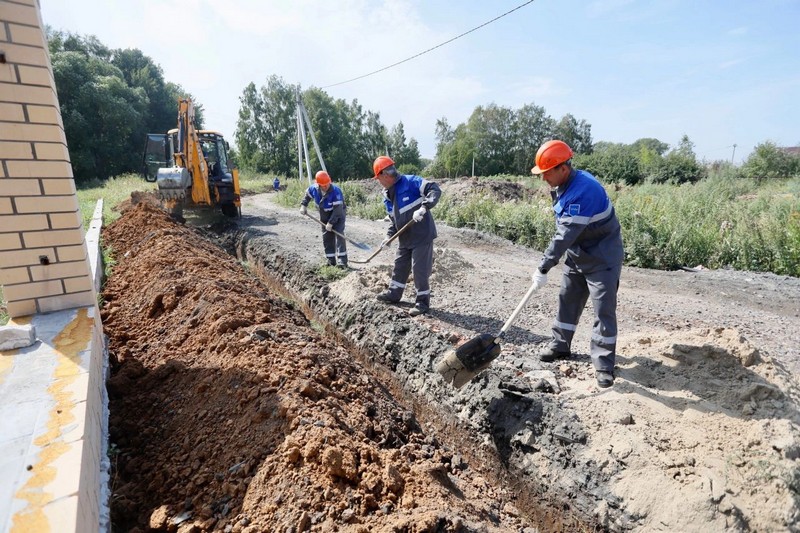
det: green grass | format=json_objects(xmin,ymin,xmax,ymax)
[
  {"xmin": 77, "ymin": 173, "xmax": 157, "ymax": 228},
  {"xmin": 0, "ymin": 286, "xmax": 7, "ymax": 326},
  {"xmin": 613, "ymin": 175, "xmax": 800, "ymax": 275},
  {"xmin": 315, "ymin": 264, "xmax": 351, "ymax": 281},
  {"xmin": 238, "ymin": 169, "xmax": 278, "ymax": 195}
]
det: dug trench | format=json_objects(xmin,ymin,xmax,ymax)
[
  {"xmin": 102, "ymin": 202, "xmax": 584, "ymax": 532},
  {"xmin": 103, "ymin": 187, "xmax": 800, "ymax": 532}
]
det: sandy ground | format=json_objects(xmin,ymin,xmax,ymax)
[{"xmin": 103, "ymin": 181, "xmax": 800, "ymax": 532}]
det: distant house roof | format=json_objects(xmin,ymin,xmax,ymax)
[{"xmin": 782, "ymin": 146, "xmax": 800, "ymax": 155}]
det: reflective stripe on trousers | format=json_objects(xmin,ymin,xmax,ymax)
[
  {"xmin": 387, "ymin": 241, "xmax": 434, "ymax": 306},
  {"xmin": 550, "ymin": 265, "xmax": 621, "ymax": 372},
  {"xmin": 322, "ymin": 220, "xmax": 347, "ymax": 265}
]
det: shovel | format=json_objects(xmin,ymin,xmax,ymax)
[
  {"xmin": 350, "ymin": 218, "xmax": 416, "ymax": 264},
  {"xmin": 435, "ymin": 282, "xmax": 541, "ymax": 389},
  {"xmin": 303, "ymin": 212, "xmax": 371, "ymax": 251}
]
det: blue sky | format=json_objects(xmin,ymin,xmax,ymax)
[{"xmin": 41, "ymin": 0, "xmax": 800, "ymax": 164}]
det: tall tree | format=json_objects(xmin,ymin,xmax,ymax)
[
  {"xmin": 511, "ymin": 103, "xmax": 555, "ymax": 174},
  {"xmin": 111, "ymin": 48, "xmax": 186, "ymax": 133},
  {"xmin": 468, "ymin": 104, "xmax": 515, "ymax": 176},
  {"xmin": 234, "ymin": 75, "xmax": 409, "ymax": 179},
  {"xmin": 49, "ymin": 31, "xmax": 149, "ymax": 182},
  {"xmin": 234, "ymin": 75, "xmax": 298, "ymax": 175},
  {"xmin": 47, "ymin": 29, "xmax": 199, "ymax": 182},
  {"xmin": 388, "ymin": 122, "xmax": 421, "ymax": 169},
  {"xmin": 554, "ymin": 113, "xmax": 593, "ymax": 155}
]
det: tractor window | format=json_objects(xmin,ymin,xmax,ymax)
[
  {"xmin": 216, "ymin": 140, "xmax": 229, "ymax": 172},
  {"xmin": 141, "ymin": 134, "xmax": 170, "ymax": 182}
]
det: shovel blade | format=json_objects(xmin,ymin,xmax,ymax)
[
  {"xmin": 351, "ymin": 240, "xmax": 371, "ymax": 251},
  {"xmin": 435, "ymin": 333, "xmax": 502, "ymax": 389}
]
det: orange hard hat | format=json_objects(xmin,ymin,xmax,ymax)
[
  {"xmin": 372, "ymin": 155, "xmax": 395, "ymax": 178},
  {"xmin": 530, "ymin": 140, "xmax": 574, "ymax": 174},
  {"xmin": 315, "ymin": 170, "xmax": 331, "ymax": 186}
]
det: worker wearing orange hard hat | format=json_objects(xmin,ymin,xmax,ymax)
[
  {"xmin": 529, "ymin": 140, "xmax": 624, "ymax": 388},
  {"xmin": 300, "ymin": 170, "xmax": 348, "ymax": 268},
  {"xmin": 372, "ymin": 155, "xmax": 442, "ymax": 317}
]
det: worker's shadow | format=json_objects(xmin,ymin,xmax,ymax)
[
  {"xmin": 614, "ymin": 346, "xmax": 800, "ymax": 424},
  {"xmin": 430, "ymin": 308, "xmax": 547, "ymax": 347}
]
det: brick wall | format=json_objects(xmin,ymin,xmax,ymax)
[{"xmin": 0, "ymin": 0, "xmax": 96, "ymax": 318}]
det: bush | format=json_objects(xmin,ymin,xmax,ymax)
[
  {"xmin": 574, "ymin": 144, "xmax": 643, "ymax": 185},
  {"xmin": 397, "ymin": 163, "xmax": 422, "ymax": 176},
  {"xmin": 742, "ymin": 141, "xmax": 800, "ymax": 181}
]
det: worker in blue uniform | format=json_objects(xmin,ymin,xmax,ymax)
[
  {"xmin": 300, "ymin": 171, "xmax": 348, "ymax": 268},
  {"xmin": 529, "ymin": 140, "xmax": 624, "ymax": 388},
  {"xmin": 372, "ymin": 156, "xmax": 442, "ymax": 317}
]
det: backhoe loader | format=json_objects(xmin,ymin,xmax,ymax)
[{"xmin": 141, "ymin": 98, "xmax": 241, "ymax": 219}]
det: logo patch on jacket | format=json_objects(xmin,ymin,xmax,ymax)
[
  {"xmin": 402, "ymin": 196, "xmax": 410, "ymax": 202},
  {"xmin": 568, "ymin": 204, "xmax": 580, "ymax": 216}
]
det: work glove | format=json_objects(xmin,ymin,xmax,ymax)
[
  {"xmin": 380, "ymin": 237, "xmax": 391, "ymax": 248},
  {"xmin": 412, "ymin": 205, "xmax": 427, "ymax": 223},
  {"xmin": 531, "ymin": 269, "xmax": 548, "ymax": 290},
  {"xmin": 299, "ymin": 205, "xmax": 307, "ymax": 215},
  {"xmin": 325, "ymin": 222, "xmax": 333, "ymax": 232}
]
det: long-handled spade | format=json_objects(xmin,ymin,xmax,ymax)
[
  {"xmin": 303, "ymin": 212, "xmax": 371, "ymax": 251},
  {"xmin": 435, "ymin": 282, "xmax": 541, "ymax": 389},
  {"xmin": 350, "ymin": 219, "xmax": 416, "ymax": 264}
]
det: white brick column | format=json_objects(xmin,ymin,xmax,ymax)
[{"xmin": 0, "ymin": 0, "xmax": 96, "ymax": 318}]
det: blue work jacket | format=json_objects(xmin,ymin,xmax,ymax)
[
  {"xmin": 302, "ymin": 184, "xmax": 345, "ymax": 225},
  {"xmin": 539, "ymin": 169, "xmax": 624, "ymax": 274},
  {"xmin": 383, "ymin": 174, "xmax": 441, "ymax": 246}
]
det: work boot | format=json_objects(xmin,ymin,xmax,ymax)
[
  {"xmin": 408, "ymin": 303, "xmax": 429, "ymax": 317},
  {"xmin": 376, "ymin": 290, "xmax": 401, "ymax": 303},
  {"xmin": 596, "ymin": 371, "xmax": 615, "ymax": 388},
  {"xmin": 538, "ymin": 347, "xmax": 571, "ymax": 362}
]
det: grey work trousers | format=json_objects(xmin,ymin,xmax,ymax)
[
  {"xmin": 550, "ymin": 265, "xmax": 621, "ymax": 372},
  {"xmin": 386, "ymin": 241, "xmax": 434, "ymax": 307},
  {"xmin": 322, "ymin": 219, "xmax": 347, "ymax": 266}
]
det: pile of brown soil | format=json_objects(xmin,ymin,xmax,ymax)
[{"xmin": 101, "ymin": 203, "xmax": 536, "ymax": 532}]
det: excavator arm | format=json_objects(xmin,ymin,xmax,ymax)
[{"xmin": 175, "ymin": 99, "xmax": 213, "ymax": 206}]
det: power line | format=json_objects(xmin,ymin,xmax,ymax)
[{"xmin": 321, "ymin": 0, "xmax": 536, "ymax": 89}]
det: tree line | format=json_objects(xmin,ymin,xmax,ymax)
[
  {"xmin": 47, "ymin": 31, "xmax": 799, "ymax": 185},
  {"xmin": 235, "ymin": 75, "xmax": 421, "ymax": 180},
  {"xmin": 47, "ymin": 30, "xmax": 202, "ymax": 184}
]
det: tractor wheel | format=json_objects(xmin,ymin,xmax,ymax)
[{"xmin": 221, "ymin": 203, "xmax": 239, "ymax": 218}]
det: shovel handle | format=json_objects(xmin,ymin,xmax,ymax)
[
  {"xmin": 497, "ymin": 282, "xmax": 540, "ymax": 338},
  {"xmin": 304, "ymin": 212, "xmax": 343, "ymax": 237},
  {"xmin": 359, "ymin": 218, "xmax": 416, "ymax": 263},
  {"xmin": 303, "ymin": 212, "xmax": 367, "ymax": 248}
]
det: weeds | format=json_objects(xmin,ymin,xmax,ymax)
[
  {"xmin": 315, "ymin": 264, "xmax": 350, "ymax": 281},
  {"xmin": 0, "ymin": 286, "xmax": 7, "ymax": 326}
]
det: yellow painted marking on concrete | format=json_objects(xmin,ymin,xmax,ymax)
[
  {"xmin": 0, "ymin": 349, "xmax": 14, "ymax": 383},
  {"xmin": 11, "ymin": 308, "xmax": 92, "ymax": 533}
]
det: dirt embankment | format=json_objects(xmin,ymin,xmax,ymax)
[{"xmin": 102, "ymin": 203, "xmax": 562, "ymax": 532}]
